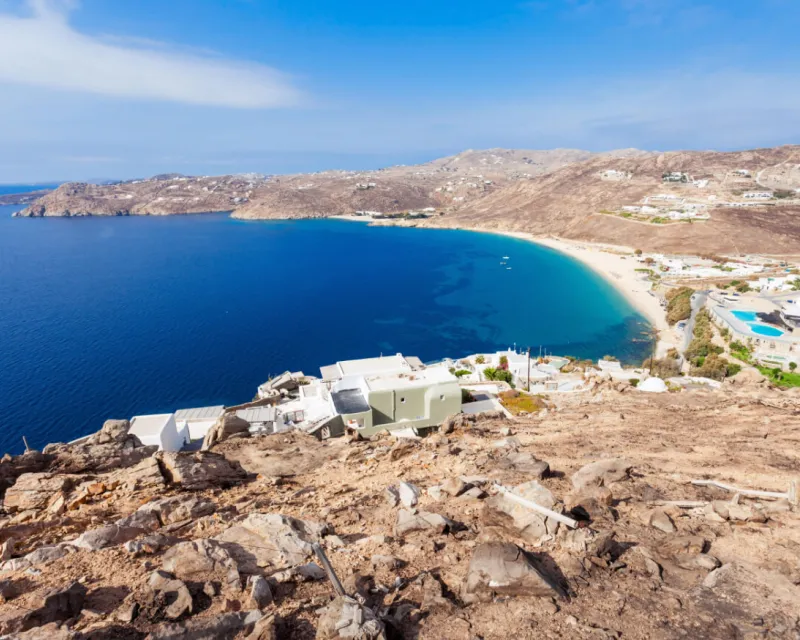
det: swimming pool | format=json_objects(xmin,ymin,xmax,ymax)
[
  {"xmin": 747, "ymin": 323, "xmax": 785, "ymax": 337},
  {"xmin": 731, "ymin": 310, "xmax": 758, "ymax": 322}
]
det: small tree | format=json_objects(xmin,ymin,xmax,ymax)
[
  {"xmin": 634, "ymin": 249, "xmax": 643, "ymax": 256},
  {"xmin": 790, "ymin": 362, "xmax": 797, "ymax": 372},
  {"xmin": 499, "ymin": 355, "xmax": 509, "ymax": 370},
  {"xmin": 475, "ymin": 355, "xmax": 485, "ymax": 364}
]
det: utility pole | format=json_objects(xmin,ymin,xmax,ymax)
[
  {"xmin": 649, "ymin": 329, "xmax": 658, "ymax": 376},
  {"xmin": 527, "ymin": 347, "xmax": 531, "ymax": 392}
]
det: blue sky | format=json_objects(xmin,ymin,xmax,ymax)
[{"xmin": 0, "ymin": 0, "xmax": 798, "ymax": 182}]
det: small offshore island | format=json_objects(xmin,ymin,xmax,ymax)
[{"xmin": 1, "ymin": 147, "xmax": 800, "ymax": 639}]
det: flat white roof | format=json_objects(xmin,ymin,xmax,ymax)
[
  {"xmin": 130, "ymin": 413, "xmax": 174, "ymax": 436},
  {"xmin": 339, "ymin": 354, "xmax": 410, "ymax": 376},
  {"xmin": 365, "ymin": 366, "xmax": 457, "ymax": 392},
  {"xmin": 174, "ymin": 405, "xmax": 225, "ymax": 422},
  {"xmin": 236, "ymin": 407, "xmax": 277, "ymax": 423}
]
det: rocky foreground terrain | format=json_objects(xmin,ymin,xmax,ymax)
[
  {"xmin": 13, "ymin": 145, "xmax": 800, "ymax": 255},
  {"xmin": 0, "ymin": 375, "xmax": 798, "ymax": 639}
]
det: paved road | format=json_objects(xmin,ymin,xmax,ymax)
[{"xmin": 682, "ymin": 290, "xmax": 709, "ymax": 353}]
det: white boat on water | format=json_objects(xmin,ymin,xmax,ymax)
[{"xmin": 502, "ymin": 256, "xmax": 510, "ymax": 259}]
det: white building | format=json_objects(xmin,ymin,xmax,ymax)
[
  {"xmin": 174, "ymin": 405, "xmax": 225, "ymax": 442},
  {"xmin": 743, "ymin": 192, "xmax": 772, "ymax": 199},
  {"xmin": 129, "ymin": 413, "xmax": 185, "ymax": 452}
]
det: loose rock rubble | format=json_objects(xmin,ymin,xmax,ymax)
[{"xmin": 0, "ymin": 389, "xmax": 798, "ymax": 638}]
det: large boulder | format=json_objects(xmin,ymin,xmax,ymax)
[
  {"xmin": 161, "ymin": 539, "xmax": 242, "ymax": 592},
  {"xmin": 571, "ymin": 458, "xmax": 633, "ymax": 492},
  {"xmin": 482, "ymin": 481, "xmax": 560, "ymax": 542},
  {"xmin": 214, "ymin": 513, "xmax": 329, "ymax": 574},
  {"xmin": 463, "ymin": 542, "xmax": 563, "ymax": 602},
  {"xmin": 2, "ymin": 472, "xmax": 78, "ymax": 513},
  {"xmin": 202, "ymin": 413, "xmax": 251, "ymax": 451},
  {"xmin": 0, "ymin": 452, "xmax": 52, "ymax": 499},
  {"xmin": 0, "ymin": 581, "xmax": 87, "ymax": 634},
  {"xmin": 148, "ymin": 570, "xmax": 194, "ymax": 620},
  {"xmin": 44, "ymin": 419, "xmax": 157, "ymax": 474},
  {"xmin": 105, "ymin": 456, "xmax": 166, "ymax": 492},
  {"xmin": 155, "ymin": 451, "xmax": 247, "ymax": 490}
]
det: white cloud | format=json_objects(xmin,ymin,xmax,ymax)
[{"xmin": 0, "ymin": 0, "xmax": 301, "ymax": 108}]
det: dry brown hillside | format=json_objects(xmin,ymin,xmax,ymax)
[
  {"xmin": 14, "ymin": 145, "xmax": 800, "ymax": 255},
  {"xmin": 0, "ymin": 379, "xmax": 798, "ymax": 639},
  {"xmin": 431, "ymin": 146, "xmax": 800, "ymax": 255}
]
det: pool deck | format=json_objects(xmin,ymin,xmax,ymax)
[{"xmin": 708, "ymin": 297, "xmax": 800, "ymax": 356}]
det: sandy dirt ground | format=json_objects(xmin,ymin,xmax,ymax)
[{"xmin": 0, "ymin": 379, "xmax": 798, "ymax": 639}]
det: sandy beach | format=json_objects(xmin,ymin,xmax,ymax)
[{"xmin": 491, "ymin": 231, "xmax": 678, "ymax": 356}]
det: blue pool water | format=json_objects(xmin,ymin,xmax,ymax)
[
  {"xmin": 747, "ymin": 323, "xmax": 784, "ymax": 337},
  {"xmin": 731, "ymin": 310, "xmax": 758, "ymax": 322},
  {"xmin": 0, "ymin": 208, "xmax": 650, "ymax": 453}
]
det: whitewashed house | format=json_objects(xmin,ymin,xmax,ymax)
[
  {"xmin": 129, "ymin": 413, "xmax": 185, "ymax": 452},
  {"xmin": 174, "ymin": 405, "xmax": 225, "ymax": 442}
]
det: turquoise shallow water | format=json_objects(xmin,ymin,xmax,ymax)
[{"xmin": 0, "ymin": 208, "xmax": 650, "ymax": 453}]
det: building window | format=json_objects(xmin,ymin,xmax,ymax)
[
  {"xmin": 439, "ymin": 394, "xmax": 445, "ymax": 401},
  {"xmin": 400, "ymin": 397, "xmax": 406, "ymax": 404}
]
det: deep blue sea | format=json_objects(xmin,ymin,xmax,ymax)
[
  {"xmin": 0, "ymin": 204, "xmax": 650, "ymax": 454},
  {"xmin": 0, "ymin": 183, "xmax": 59, "ymax": 196}
]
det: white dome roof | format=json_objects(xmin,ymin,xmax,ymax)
[{"xmin": 638, "ymin": 377, "xmax": 668, "ymax": 393}]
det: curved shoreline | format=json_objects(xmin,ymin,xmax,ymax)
[{"xmin": 333, "ymin": 215, "xmax": 676, "ymax": 356}]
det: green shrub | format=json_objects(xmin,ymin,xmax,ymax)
[
  {"xmin": 630, "ymin": 378, "xmax": 640, "ymax": 387},
  {"xmin": 453, "ymin": 369, "xmax": 471, "ymax": 378},
  {"xmin": 461, "ymin": 388, "xmax": 475, "ymax": 403},
  {"xmin": 474, "ymin": 355, "xmax": 485, "ymax": 364},
  {"xmin": 666, "ymin": 287, "xmax": 694, "ymax": 324},
  {"xmin": 790, "ymin": 362, "xmax": 798, "ymax": 372},
  {"xmin": 643, "ymin": 357, "xmax": 681, "ymax": 378},
  {"xmin": 483, "ymin": 367, "xmax": 514, "ymax": 384}
]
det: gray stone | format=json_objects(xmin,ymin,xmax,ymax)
[
  {"xmin": 138, "ymin": 495, "xmax": 217, "ymax": 526},
  {"xmin": 24, "ymin": 545, "xmax": 70, "ymax": 567},
  {"xmin": 317, "ymin": 595, "xmax": 386, "ymax": 639},
  {"xmin": 125, "ymin": 533, "xmax": 177, "ymax": 556},
  {"xmin": 271, "ymin": 562, "xmax": 326, "ymax": 583},
  {"xmin": 394, "ymin": 509, "xmax": 462, "ymax": 536},
  {"xmin": 145, "ymin": 611, "xmax": 260, "ymax": 640},
  {"xmin": 161, "ymin": 539, "xmax": 241, "ymax": 592},
  {"xmin": 148, "ymin": 570, "xmax": 193, "ymax": 620},
  {"xmin": 202, "ymin": 413, "xmax": 251, "ymax": 451},
  {"xmin": 398, "ymin": 482, "xmax": 420, "ymax": 508},
  {"xmin": 16, "ymin": 581, "xmax": 87, "ymax": 633},
  {"xmin": 384, "ymin": 486, "xmax": 400, "ymax": 507},
  {"xmin": 247, "ymin": 575, "xmax": 273, "ymax": 609},
  {"xmin": 371, "ymin": 554, "xmax": 403, "ymax": 570},
  {"xmin": 155, "ymin": 451, "xmax": 247, "ymax": 491},
  {"xmin": 214, "ymin": 513, "xmax": 328, "ymax": 574},
  {"xmin": 427, "ymin": 485, "xmax": 444, "ymax": 501},
  {"xmin": 463, "ymin": 542, "xmax": 562, "ymax": 601},
  {"xmin": 3, "ymin": 473, "xmax": 77, "ymax": 513},
  {"xmin": 647, "ymin": 509, "xmax": 676, "ymax": 533},
  {"xmin": 483, "ymin": 480, "xmax": 559, "ymax": 542},
  {"xmin": 70, "ymin": 524, "xmax": 146, "ymax": 551},
  {"xmin": 571, "ymin": 459, "xmax": 632, "ymax": 492},
  {"xmin": 440, "ymin": 477, "xmax": 469, "ymax": 497}
]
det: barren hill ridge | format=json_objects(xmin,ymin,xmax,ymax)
[{"xmin": 15, "ymin": 145, "xmax": 800, "ymax": 255}]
